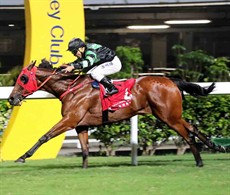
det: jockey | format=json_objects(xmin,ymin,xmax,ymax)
[{"xmin": 62, "ymin": 38, "xmax": 122, "ymax": 96}]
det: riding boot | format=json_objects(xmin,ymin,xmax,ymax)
[{"xmin": 100, "ymin": 77, "xmax": 118, "ymax": 96}]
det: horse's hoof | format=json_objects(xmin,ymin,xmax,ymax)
[
  {"xmin": 219, "ymin": 146, "xmax": 226, "ymax": 153},
  {"xmin": 196, "ymin": 162, "xmax": 203, "ymax": 167},
  {"xmin": 15, "ymin": 158, "xmax": 25, "ymax": 163}
]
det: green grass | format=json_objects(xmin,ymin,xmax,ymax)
[{"xmin": 1, "ymin": 153, "xmax": 230, "ymax": 195}]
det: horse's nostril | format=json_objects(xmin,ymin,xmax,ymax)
[
  {"xmin": 8, "ymin": 97, "xmax": 15, "ymax": 105},
  {"xmin": 8, "ymin": 97, "xmax": 13, "ymax": 103}
]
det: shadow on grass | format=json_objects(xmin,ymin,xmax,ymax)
[{"xmin": 2, "ymin": 155, "xmax": 229, "ymax": 171}]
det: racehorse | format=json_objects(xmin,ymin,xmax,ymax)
[{"xmin": 8, "ymin": 60, "xmax": 225, "ymax": 168}]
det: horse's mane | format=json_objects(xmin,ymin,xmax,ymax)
[
  {"xmin": 38, "ymin": 59, "xmax": 84, "ymax": 80},
  {"xmin": 38, "ymin": 59, "xmax": 52, "ymax": 69}
]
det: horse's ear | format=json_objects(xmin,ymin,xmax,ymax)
[
  {"xmin": 32, "ymin": 60, "xmax": 37, "ymax": 66},
  {"xmin": 27, "ymin": 60, "xmax": 36, "ymax": 70}
]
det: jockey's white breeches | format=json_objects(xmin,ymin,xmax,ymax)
[{"xmin": 86, "ymin": 56, "xmax": 122, "ymax": 81}]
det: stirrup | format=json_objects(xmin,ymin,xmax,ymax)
[{"xmin": 105, "ymin": 87, "xmax": 118, "ymax": 96}]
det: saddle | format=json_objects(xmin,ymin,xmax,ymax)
[{"xmin": 92, "ymin": 78, "xmax": 136, "ymax": 111}]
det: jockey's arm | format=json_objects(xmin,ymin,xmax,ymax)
[
  {"xmin": 78, "ymin": 50, "xmax": 97, "ymax": 69},
  {"xmin": 63, "ymin": 50, "xmax": 97, "ymax": 72}
]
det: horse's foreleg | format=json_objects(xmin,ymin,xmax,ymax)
[
  {"xmin": 15, "ymin": 134, "xmax": 51, "ymax": 163},
  {"xmin": 76, "ymin": 127, "xmax": 89, "ymax": 168},
  {"xmin": 15, "ymin": 117, "xmax": 76, "ymax": 163}
]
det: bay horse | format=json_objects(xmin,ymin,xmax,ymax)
[{"xmin": 8, "ymin": 60, "xmax": 225, "ymax": 168}]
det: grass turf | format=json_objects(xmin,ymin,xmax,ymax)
[{"xmin": 1, "ymin": 153, "xmax": 229, "ymax": 195}]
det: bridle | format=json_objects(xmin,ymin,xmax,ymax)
[
  {"xmin": 16, "ymin": 65, "xmax": 92, "ymax": 100},
  {"xmin": 16, "ymin": 66, "xmax": 56, "ymax": 97}
]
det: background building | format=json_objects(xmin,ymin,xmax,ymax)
[{"xmin": 0, "ymin": 0, "xmax": 230, "ymax": 73}]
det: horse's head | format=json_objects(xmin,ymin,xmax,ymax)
[
  {"xmin": 9, "ymin": 59, "xmax": 89, "ymax": 105},
  {"xmin": 8, "ymin": 61, "xmax": 38, "ymax": 106}
]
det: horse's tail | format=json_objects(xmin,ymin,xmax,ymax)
[{"xmin": 171, "ymin": 78, "xmax": 215, "ymax": 97}]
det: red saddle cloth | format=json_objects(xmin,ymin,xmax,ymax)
[{"xmin": 100, "ymin": 78, "xmax": 136, "ymax": 111}]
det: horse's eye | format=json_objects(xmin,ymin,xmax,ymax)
[{"xmin": 20, "ymin": 75, "xmax": 29, "ymax": 84}]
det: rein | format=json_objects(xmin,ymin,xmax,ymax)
[
  {"xmin": 59, "ymin": 73, "xmax": 92, "ymax": 100},
  {"xmin": 36, "ymin": 69, "xmax": 57, "ymax": 90}
]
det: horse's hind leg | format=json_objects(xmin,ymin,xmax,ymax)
[
  {"xmin": 152, "ymin": 107, "xmax": 203, "ymax": 166},
  {"xmin": 152, "ymin": 109, "xmax": 203, "ymax": 165},
  {"xmin": 165, "ymin": 119, "xmax": 204, "ymax": 167},
  {"xmin": 182, "ymin": 121, "xmax": 226, "ymax": 153},
  {"xmin": 76, "ymin": 127, "xmax": 89, "ymax": 168},
  {"xmin": 162, "ymin": 117, "xmax": 226, "ymax": 167}
]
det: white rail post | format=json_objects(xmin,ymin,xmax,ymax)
[{"xmin": 130, "ymin": 115, "xmax": 138, "ymax": 166}]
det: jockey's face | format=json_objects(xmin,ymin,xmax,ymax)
[{"xmin": 75, "ymin": 47, "xmax": 85, "ymax": 58}]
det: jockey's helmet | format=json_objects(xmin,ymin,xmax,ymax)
[{"xmin": 67, "ymin": 38, "xmax": 86, "ymax": 54}]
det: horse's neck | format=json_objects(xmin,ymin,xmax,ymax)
[
  {"xmin": 36, "ymin": 70, "xmax": 64, "ymax": 97},
  {"xmin": 36, "ymin": 70, "xmax": 89, "ymax": 98}
]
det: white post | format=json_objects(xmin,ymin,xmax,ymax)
[{"xmin": 130, "ymin": 115, "xmax": 138, "ymax": 166}]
